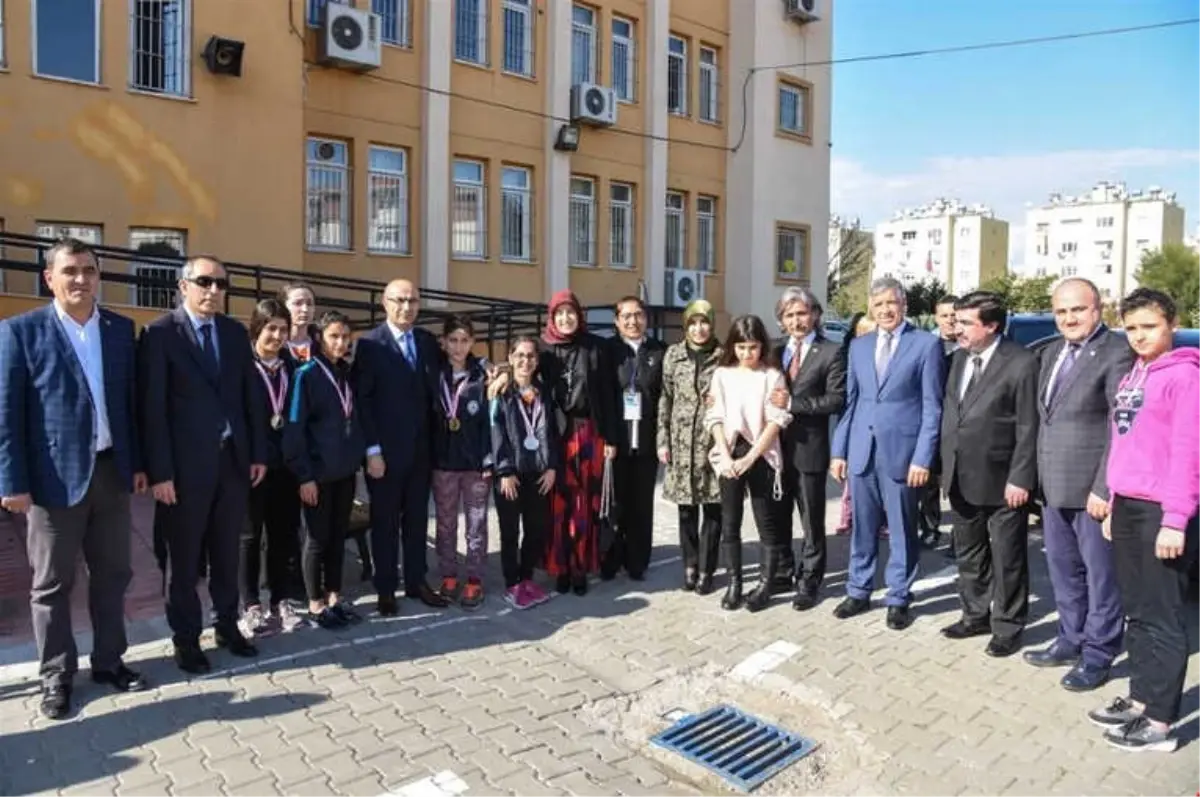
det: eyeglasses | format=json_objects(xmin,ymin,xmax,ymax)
[{"xmin": 187, "ymin": 275, "xmax": 229, "ymax": 291}]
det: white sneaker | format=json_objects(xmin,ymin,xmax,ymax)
[
  {"xmin": 239, "ymin": 605, "xmax": 269, "ymax": 637},
  {"xmin": 276, "ymin": 601, "xmax": 311, "ymax": 633}
]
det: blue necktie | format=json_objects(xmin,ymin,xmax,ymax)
[
  {"xmin": 199, "ymin": 324, "xmax": 218, "ymax": 371},
  {"xmin": 402, "ymin": 333, "xmax": 416, "ymax": 368}
]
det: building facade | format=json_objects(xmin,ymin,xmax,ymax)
[
  {"xmin": 873, "ymin": 199, "xmax": 1008, "ymax": 294},
  {"xmin": 0, "ymin": 0, "xmax": 832, "ymax": 323},
  {"xmin": 1022, "ymin": 181, "xmax": 1187, "ymax": 299}
]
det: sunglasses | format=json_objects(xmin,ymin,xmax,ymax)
[{"xmin": 187, "ymin": 275, "xmax": 229, "ymax": 291}]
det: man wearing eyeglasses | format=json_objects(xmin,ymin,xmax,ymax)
[{"xmin": 139, "ymin": 256, "xmax": 267, "ymax": 674}]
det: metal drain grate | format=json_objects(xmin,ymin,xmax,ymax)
[{"xmin": 649, "ymin": 704, "xmax": 817, "ymax": 792}]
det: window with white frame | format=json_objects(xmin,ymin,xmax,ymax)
[
  {"xmin": 778, "ymin": 82, "xmax": 809, "ymax": 135},
  {"xmin": 35, "ymin": 0, "xmax": 101, "ymax": 82},
  {"xmin": 367, "ymin": 146, "xmax": 409, "ymax": 254},
  {"xmin": 609, "ymin": 182, "xmax": 634, "ymax": 268},
  {"xmin": 502, "ymin": 0, "xmax": 533, "ymax": 76},
  {"xmin": 776, "ymin": 226, "xmax": 808, "ymax": 281},
  {"xmin": 571, "ymin": 5, "xmax": 596, "ymax": 85},
  {"xmin": 569, "ymin": 177, "xmax": 596, "ymax": 266},
  {"xmin": 130, "ymin": 227, "xmax": 186, "ymax": 309},
  {"xmin": 698, "ymin": 46, "xmax": 718, "ymax": 122},
  {"xmin": 665, "ymin": 191, "xmax": 685, "ymax": 270},
  {"xmin": 452, "ymin": 160, "xmax": 487, "ymax": 258},
  {"xmin": 35, "ymin": 222, "xmax": 103, "ymax": 297},
  {"xmin": 696, "ymin": 196, "xmax": 716, "ymax": 272},
  {"xmin": 306, "ymin": 0, "xmax": 345, "ymax": 27},
  {"xmin": 306, "ymin": 138, "xmax": 350, "ymax": 250},
  {"xmin": 500, "ymin": 167, "xmax": 533, "ymax": 261},
  {"xmin": 455, "ymin": 0, "xmax": 488, "ymax": 65},
  {"xmin": 373, "ymin": 0, "xmax": 411, "ymax": 46},
  {"xmin": 130, "ymin": 0, "xmax": 190, "ymax": 97},
  {"xmin": 611, "ymin": 16, "xmax": 635, "ymax": 102},
  {"xmin": 667, "ymin": 36, "xmax": 687, "ymax": 115}
]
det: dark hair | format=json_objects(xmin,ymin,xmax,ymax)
[
  {"xmin": 249, "ymin": 298, "xmax": 292, "ymax": 341},
  {"xmin": 844, "ymin": 311, "xmax": 867, "ymax": 348},
  {"xmin": 443, "ymin": 314, "xmax": 476, "ymax": 338},
  {"xmin": 279, "ymin": 281, "xmax": 316, "ymax": 304},
  {"xmin": 1120, "ymin": 287, "xmax": 1177, "ymax": 324},
  {"xmin": 509, "ymin": 335, "xmax": 539, "ymax": 354},
  {"xmin": 316, "ymin": 310, "xmax": 352, "ymax": 333},
  {"xmin": 43, "ymin": 237, "xmax": 98, "ymax": 270},
  {"xmin": 954, "ymin": 290, "xmax": 1008, "ymax": 335},
  {"xmin": 718, "ymin": 314, "xmax": 776, "ymax": 368},
  {"xmin": 935, "ymin": 294, "xmax": 960, "ymax": 309},
  {"xmin": 615, "ymin": 295, "xmax": 645, "ymax": 313}
]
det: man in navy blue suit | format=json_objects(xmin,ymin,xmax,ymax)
[
  {"xmin": 831, "ymin": 276, "xmax": 946, "ymax": 630},
  {"xmin": 355, "ymin": 279, "xmax": 449, "ymax": 615},
  {"xmin": 0, "ymin": 238, "xmax": 148, "ymax": 719}
]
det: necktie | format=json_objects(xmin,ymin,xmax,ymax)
[
  {"xmin": 1047, "ymin": 343, "xmax": 1080, "ymax": 404},
  {"xmin": 962, "ymin": 355, "xmax": 983, "ymax": 402},
  {"xmin": 199, "ymin": 324, "xmax": 218, "ymax": 371},
  {"xmin": 401, "ymin": 333, "xmax": 415, "ymax": 367},
  {"xmin": 788, "ymin": 343, "xmax": 802, "ymax": 381},
  {"xmin": 875, "ymin": 332, "xmax": 893, "ymax": 382}
]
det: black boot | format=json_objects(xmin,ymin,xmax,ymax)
[
  {"xmin": 682, "ymin": 567, "xmax": 699, "ymax": 592},
  {"xmin": 744, "ymin": 550, "xmax": 776, "ymax": 613},
  {"xmin": 696, "ymin": 573, "xmax": 715, "ymax": 595},
  {"xmin": 721, "ymin": 543, "xmax": 743, "ymax": 610}
]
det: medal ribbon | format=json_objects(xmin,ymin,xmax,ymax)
[
  {"xmin": 255, "ymin": 361, "xmax": 289, "ymax": 420},
  {"xmin": 441, "ymin": 373, "xmax": 469, "ymax": 421},
  {"xmin": 313, "ymin": 359, "xmax": 353, "ymax": 419},
  {"xmin": 518, "ymin": 391, "xmax": 543, "ymax": 440}
]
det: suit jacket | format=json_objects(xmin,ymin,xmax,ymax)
[
  {"xmin": 608, "ymin": 336, "xmax": 666, "ymax": 456},
  {"xmin": 832, "ymin": 324, "xmax": 945, "ymax": 482},
  {"xmin": 1036, "ymin": 327, "xmax": 1134, "ymax": 508},
  {"xmin": 773, "ymin": 334, "xmax": 845, "ymax": 473},
  {"xmin": 0, "ymin": 304, "xmax": 140, "ymax": 508},
  {"xmin": 940, "ymin": 339, "xmax": 1039, "ymax": 507},
  {"xmin": 354, "ymin": 323, "xmax": 440, "ymax": 474},
  {"xmin": 138, "ymin": 308, "xmax": 266, "ymax": 489}
]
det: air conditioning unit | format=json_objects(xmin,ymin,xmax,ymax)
[
  {"xmin": 667, "ymin": 269, "xmax": 705, "ymax": 309},
  {"xmin": 320, "ymin": 4, "xmax": 382, "ymax": 71},
  {"xmin": 570, "ymin": 83, "xmax": 618, "ymax": 127},
  {"xmin": 784, "ymin": 0, "xmax": 819, "ymax": 24}
]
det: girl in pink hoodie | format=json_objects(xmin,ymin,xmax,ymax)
[{"xmin": 1089, "ymin": 288, "xmax": 1199, "ymax": 754}]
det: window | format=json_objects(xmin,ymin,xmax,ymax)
[
  {"xmin": 569, "ymin": 177, "xmax": 596, "ymax": 266},
  {"xmin": 130, "ymin": 228, "xmax": 186, "ymax": 309},
  {"xmin": 367, "ymin": 146, "xmax": 409, "ymax": 254},
  {"xmin": 306, "ymin": 0, "xmax": 346, "ymax": 27},
  {"xmin": 306, "ymin": 137, "xmax": 350, "ymax": 250},
  {"xmin": 34, "ymin": 0, "xmax": 101, "ymax": 83},
  {"xmin": 698, "ymin": 46, "xmax": 718, "ymax": 122},
  {"xmin": 611, "ymin": 17, "xmax": 635, "ymax": 102},
  {"xmin": 500, "ymin": 166, "xmax": 533, "ymax": 261},
  {"xmin": 373, "ymin": 0, "xmax": 411, "ymax": 47},
  {"xmin": 901, "ymin": 230, "xmax": 916, "ymax": 242},
  {"xmin": 35, "ymin": 223, "xmax": 102, "ymax": 297},
  {"xmin": 1064, "ymin": 266, "xmax": 1078, "ymax": 277},
  {"xmin": 1060, "ymin": 241, "xmax": 1077, "ymax": 254},
  {"xmin": 778, "ymin": 81, "xmax": 810, "ymax": 137},
  {"xmin": 609, "ymin": 182, "xmax": 634, "ymax": 268},
  {"xmin": 929, "ymin": 229, "xmax": 943, "ymax": 244},
  {"xmin": 129, "ymin": 0, "xmax": 190, "ymax": 97},
  {"xmin": 455, "ymin": 0, "xmax": 488, "ymax": 65},
  {"xmin": 665, "ymin": 191, "xmax": 685, "ymax": 270},
  {"xmin": 696, "ymin": 196, "xmax": 716, "ymax": 272},
  {"xmin": 502, "ymin": 0, "xmax": 533, "ymax": 76},
  {"xmin": 0, "ymin": 0, "xmax": 7, "ymax": 68},
  {"xmin": 571, "ymin": 5, "xmax": 596, "ymax": 85},
  {"xmin": 776, "ymin": 225, "xmax": 809, "ymax": 281},
  {"xmin": 452, "ymin": 160, "xmax": 487, "ymax": 258},
  {"xmin": 1097, "ymin": 216, "xmax": 1114, "ymax": 228},
  {"xmin": 667, "ymin": 35, "xmax": 687, "ymax": 115}
]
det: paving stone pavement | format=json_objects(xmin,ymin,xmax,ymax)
[{"xmin": 0, "ymin": 483, "xmax": 1196, "ymax": 796}]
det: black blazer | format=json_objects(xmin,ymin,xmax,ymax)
[
  {"xmin": 608, "ymin": 336, "xmax": 666, "ymax": 456},
  {"xmin": 940, "ymin": 339, "xmax": 1039, "ymax": 507},
  {"xmin": 283, "ymin": 355, "xmax": 366, "ymax": 484},
  {"xmin": 538, "ymin": 333, "xmax": 620, "ymax": 444},
  {"xmin": 772, "ymin": 334, "xmax": 846, "ymax": 473},
  {"xmin": 138, "ymin": 308, "xmax": 266, "ymax": 489},
  {"xmin": 431, "ymin": 357, "xmax": 492, "ymax": 472},
  {"xmin": 492, "ymin": 387, "xmax": 561, "ymax": 477}
]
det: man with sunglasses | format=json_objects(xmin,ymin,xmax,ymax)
[{"xmin": 139, "ymin": 256, "xmax": 267, "ymax": 674}]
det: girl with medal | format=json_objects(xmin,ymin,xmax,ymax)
[
  {"xmin": 241, "ymin": 299, "xmax": 307, "ymax": 636},
  {"xmin": 492, "ymin": 337, "xmax": 558, "ymax": 610},
  {"xmin": 280, "ymin": 281, "xmax": 319, "ymax": 363},
  {"xmin": 283, "ymin": 311, "xmax": 368, "ymax": 630},
  {"xmin": 430, "ymin": 316, "xmax": 493, "ymax": 609}
]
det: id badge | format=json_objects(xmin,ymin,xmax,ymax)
[{"xmin": 623, "ymin": 391, "xmax": 642, "ymax": 421}]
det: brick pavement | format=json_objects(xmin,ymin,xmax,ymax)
[{"xmin": 0, "ymin": 485, "xmax": 1196, "ymax": 796}]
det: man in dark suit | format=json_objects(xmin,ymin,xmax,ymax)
[
  {"xmin": 939, "ymin": 290, "xmax": 1039, "ymax": 658},
  {"xmin": 768, "ymin": 287, "xmax": 845, "ymax": 611},
  {"xmin": 355, "ymin": 279, "xmax": 449, "ymax": 615},
  {"xmin": 1024, "ymin": 278, "xmax": 1132, "ymax": 690},
  {"xmin": 139, "ymin": 255, "xmax": 266, "ymax": 673},
  {"xmin": 0, "ymin": 239, "xmax": 148, "ymax": 719},
  {"xmin": 921, "ymin": 295, "xmax": 960, "ymax": 548},
  {"xmin": 602, "ymin": 296, "xmax": 665, "ymax": 582}
]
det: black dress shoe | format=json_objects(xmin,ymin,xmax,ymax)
[
  {"xmin": 92, "ymin": 665, "xmax": 148, "ymax": 692},
  {"xmin": 833, "ymin": 596, "xmax": 870, "ymax": 619},
  {"xmin": 1022, "ymin": 642, "xmax": 1080, "ymax": 668},
  {"xmin": 695, "ymin": 574, "xmax": 715, "ymax": 595},
  {"xmin": 985, "ymin": 634, "xmax": 1022, "ymax": 658},
  {"xmin": 627, "ymin": 570, "xmax": 645, "ymax": 582},
  {"xmin": 1061, "ymin": 661, "xmax": 1110, "ymax": 692},
  {"xmin": 215, "ymin": 628, "xmax": 259, "ymax": 658},
  {"xmin": 682, "ymin": 569, "xmax": 699, "ymax": 592},
  {"xmin": 377, "ymin": 594, "xmax": 399, "ymax": 616},
  {"xmin": 791, "ymin": 588, "xmax": 817, "ymax": 611},
  {"xmin": 174, "ymin": 644, "xmax": 211, "ymax": 674},
  {"xmin": 599, "ymin": 565, "xmax": 618, "ymax": 582},
  {"xmin": 886, "ymin": 605, "xmax": 913, "ymax": 630},
  {"xmin": 555, "ymin": 575, "xmax": 571, "ymax": 594},
  {"xmin": 408, "ymin": 582, "xmax": 451, "ymax": 608},
  {"xmin": 40, "ymin": 685, "xmax": 71, "ymax": 720},
  {"xmin": 572, "ymin": 574, "xmax": 588, "ymax": 596},
  {"xmin": 940, "ymin": 618, "xmax": 991, "ymax": 640}
]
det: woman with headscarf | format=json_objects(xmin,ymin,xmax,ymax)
[
  {"xmin": 539, "ymin": 290, "xmax": 619, "ymax": 595},
  {"xmin": 656, "ymin": 300, "xmax": 724, "ymax": 593}
]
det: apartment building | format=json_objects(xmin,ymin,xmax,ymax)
[
  {"xmin": 1023, "ymin": 181, "xmax": 1187, "ymax": 299},
  {"xmin": 828, "ymin": 214, "xmax": 872, "ymax": 272},
  {"xmin": 873, "ymin": 199, "xmax": 1009, "ymax": 294},
  {"xmin": 0, "ymin": 0, "xmax": 832, "ymax": 323}
]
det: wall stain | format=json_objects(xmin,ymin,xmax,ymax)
[{"xmin": 6, "ymin": 178, "xmax": 43, "ymax": 207}]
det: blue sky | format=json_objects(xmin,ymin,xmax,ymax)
[{"xmin": 829, "ymin": 0, "xmax": 1199, "ymax": 264}]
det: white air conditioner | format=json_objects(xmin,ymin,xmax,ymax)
[
  {"xmin": 784, "ymin": 0, "xmax": 819, "ymax": 23},
  {"xmin": 667, "ymin": 269, "xmax": 705, "ymax": 309},
  {"xmin": 320, "ymin": 4, "xmax": 382, "ymax": 71},
  {"xmin": 570, "ymin": 83, "xmax": 618, "ymax": 127}
]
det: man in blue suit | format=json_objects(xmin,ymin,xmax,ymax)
[
  {"xmin": 831, "ymin": 276, "xmax": 946, "ymax": 630},
  {"xmin": 0, "ymin": 238, "xmax": 148, "ymax": 719}
]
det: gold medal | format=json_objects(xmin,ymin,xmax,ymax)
[
  {"xmin": 271, "ymin": 414, "xmax": 284, "ymax": 430},
  {"xmin": 448, "ymin": 418, "xmax": 461, "ymax": 432}
]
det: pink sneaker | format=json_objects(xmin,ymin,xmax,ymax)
[
  {"xmin": 522, "ymin": 580, "xmax": 550, "ymax": 606},
  {"xmin": 504, "ymin": 584, "xmax": 523, "ymax": 609}
]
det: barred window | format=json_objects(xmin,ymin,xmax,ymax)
[
  {"xmin": 373, "ymin": 0, "xmax": 410, "ymax": 46},
  {"xmin": 696, "ymin": 196, "xmax": 716, "ymax": 272},
  {"xmin": 502, "ymin": 0, "xmax": 533, "ymax": 76},
  {"xmin": 778, "ymin": 83, "xmax": 809, "ymax": 135},
  {"xmin": 609, "ymin": 182, "xmax": 634, "ymax": 269},
  {"xmin": 665, "ymin": 191, "xmax": 685, "ymax": 270},
  {"xmin": 367, "ymin": 146, "xmax": 409, "ymax": 254},
  {"xmin": 306, "ymin": 0, "xmax": 345, "ymax": 27},
  {"xmin": 569, "ymin": 177, "xmax": 596, "ymax": 266},
  {"xmin": 667, "ymin": 35, "xmax": 687, "ymax": 115},
  {"xmin": 130, "ymin": 228, "xmax": 186, "ymax": 309},
  {"xmin": 129, "ymin": 0, "xmax": 190, "ymax": 96},
  {"xmin": 571, "ymin": 5, "xmax": 596, "ymax": 85},
  {"xmin": 776, "ymin": 226, "xmax": 808, "ymax": 281},
  {"xmin": 698, "ymin": 46, "xmax": 718, "ymax": 122},
  {"xmin": 34, "ymin": 0, "xmax": 100, "ymax": 82},
  {"xmin": 452, "ymin": 160, "xmax": 487, "ymax": 258},
  {"xmin": 501, "ymin": 167, "xmax": 533, "ymax": 261},
  {"xmin": 306, "ymin": 138, "xmax": 350, "ymax": 250},
  {"xmin": 610, "ymin": 16, "xmax": 635, "ymax": 102},
  {"xmin": 455, "ymin": 0, "xmax": 488, "ymax": 65}
]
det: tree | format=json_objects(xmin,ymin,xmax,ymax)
[
  {"xmin": 904, "ymin": 277, "xmax": 948, "ymax": 319},
  {"xmin": 827, "ymin": 235, "xmax": 874, "ymax": 318},
  {"xmin": 979, "ymin": 273, "xmax": 1054, "ymax": 313},
  {"xmin": 1135, "ymin": 243, "xmax": 1200, "ymax": 327}
]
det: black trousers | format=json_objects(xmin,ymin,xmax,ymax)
[
  {"xmin": 301, "ymin": 476, "xmax": 357, "ymax": 602},
  {"xmin": 495, "ymin": 474, "xmax": 550, "ymax": 588},
  {"xmin": 783, "ymin": 467, "xmax": 828, "ymax": 589},
  {"xmin": 720, "ymin": 440, "xmax": 785, "ymax": 572},
  {"xmin": 919, "ymin": 483, "xmax": 942, "ymax": 535},
  {"xmin": 367, "ymin": 463, "xmax": 432, "ymax": 598},
  {"xmin": 949, "ymin": 480, "xmax": 1030, "ymax": 638},
  {"xmin": 241, "ymin": 467, "xmax": 302, "ymax": 608},
  {"xmin": 679, "ymin": 504, "xmax": 722, "ymax": 576},
  {"xmin": 1111, "ymin": 496, "xmax": 1197, "ymax": 724},
  {"xmin": 604, "ymin": 454, "xmax": 658, "ymax": 577}
]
